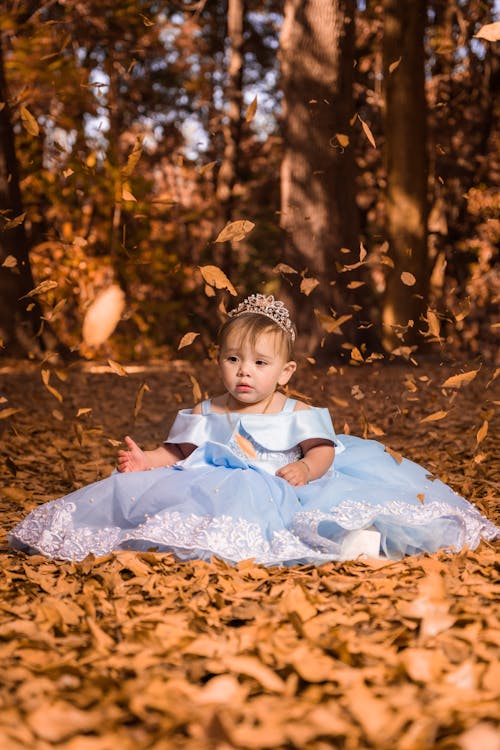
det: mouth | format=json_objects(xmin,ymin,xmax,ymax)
[{"xmin": 236, "ymin": 384, "xmax": 252, "ymax": 392}]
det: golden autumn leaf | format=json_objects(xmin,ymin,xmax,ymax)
[
  {"xmin": 121, "ymin": 139, "xmax": 143, "ymax": 178},
  {"xmin": 121, "ymin": 187, "xmax": 137, "ymax": 202},
  {"xmin": 134, "ymin": 382, "xmax": 151, "ymax": 419},
  {"xmin": 474, "ymin": 21, "xmax": 500, "ymax": 41},
  {"xmin": 178, "ymin": 332, "xmax": 200, "ymax": 350},
  {"xmin": 20, "ymin": 279, "xmax": 58, "ymax": 299},
  {"xmin": 476, "ymin": 420, "xmax": 488, "ymax": 446},
  {"xmin": 385, "ymin": 445, "xmax": 403, "ymax": 464},
  {"xmin": 234, "ymin": 433, "xmax": 257, "ymax": 458},
  {"xmin": 336, "ymin": 133, "xmax": 349, "ymax": 147},
  {"xmin": 41, "ymin": 369, "xmax": 63, "ymax": 403},
  {"xmin": 198, "ymin": 160, "xmax": 217, "ymax": 175},
  {"xmin": 82, "ymin": 285, "xmax": 126, "ymax": 347},
  {"xmin": 441, "ymin": 369, "xmax": 479, "ymax": 389},
  {"xmin": 215, "ymin": 219, "xmax": 255, "ymax": 243},
  {"xmin": 358, "ymin": 114, "xmax": 376, "ymax": 148},
  {"xmin": 314, "ymin": 310, "xmax": 352, "ymax": 333},
  {"xmin": 420, "ymin": 410, "xmax": 448, "ymax": 423},
  {"xmin": 4, "ymin": 212, "xmax": 26, "ymax": 230},
  {"xmin": 426, "ymin": 309, "xmax": 441, "ymax": 338},
  {"xmin": 1, "ymin": 254, "xmax": 17, "ymax": 268},
  {"xmin": 107, "ymin": 359, "xmax": 128, "ymax": 377},
  {"xmin": 272, "ymin": 262, "xmax": 298, "ymax": 275},
  {"xmin": 300, "ymin": 276, "xmax": 319, "ymax": 296},
  {"xmin": 389, "ymin": 56, "xmax": 402, "ymax": 73},
  {"xmin": 0, "ymin": 407, "xmax": 21, "ymax": 419},
  {"xmin": 189, "ymin": 374, "xmax": 202, "ymax": 403},
  {"xmin": 245, "ymin": 95, "xmax": 258, "ymax": 123},
  {"xmin": 20, "ymin": 105, "xmax": 39, "ymax": 136},
  {"xmin": 347, "ymin": 280, "xmax": 365, "ymax": 289},
  {"xmin": 199, "ymin": 265, "xmax": 237, "ymax": 295},
  {"xmin": 401, "ymin": 271, "xmax": 416, "ymax": 286},
  {"xmin": 76, "ymin": 408, "xmax": 92, "ymax": 417}
]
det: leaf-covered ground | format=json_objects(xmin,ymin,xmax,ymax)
[{"xmin": 0, "ymin": 359, "xmax": 498, "ymax": 750}]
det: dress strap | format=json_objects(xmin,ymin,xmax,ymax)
[
  {"xmin": 200, "ymin": 399, "xmax": 212, "ymax": 415},
  {"xmin": 282, "ymin": 397, "xmax": 297, "ymax": 412}
]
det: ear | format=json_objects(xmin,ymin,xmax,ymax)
[{"xmin": 277, "ymin": 360, "xmax": 297, "ymax": 386}]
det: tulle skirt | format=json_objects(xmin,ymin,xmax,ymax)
[{"xmin": 9, "ymin": 435, "xmax": 499, "ymax": 565}]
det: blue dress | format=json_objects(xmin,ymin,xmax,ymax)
[{"xmin": 8, "ymin": 398, "xmax": 499, "ymax": 564}]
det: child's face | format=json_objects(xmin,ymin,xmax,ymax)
[{"xmin": 219, "ymin": 329, "xmax": 296, "ymax": 409}]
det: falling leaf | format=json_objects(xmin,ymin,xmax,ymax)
[
  {"xmin": 1, "ymin": 255, "xmax": 17, "ymax": 268},
  {"xmin": 385, "ymin": 445, "xmax": 403, "ymax": 464},
  {"xmin": 107, "ymin": 359, "xmax": 128, "ymax": 377},
  {"xmin": 420, "ymin": 410, "xmax": 448, "ymax": 423},
  {"xmin": 350, "ymin": 347, "xmax": 364, "ymax": 363},
  {"xmin": 417, "ymin": 493, "xmax": 425, "ymax": 504},
  {"xmin": 245, "ymin": 95, "xmax": 258, "ymax": 123},
  {"xmin": 20, "ymin": 105, "xmax": 39, "ymax": 136},
  {"xmin": 178, "ymin": 332, "xmax": 200, "ymax": 350},
  {"xmin": 76, "ymin": 408, "xmax": 92, "ymax": 417},
  {"xmin": 272, "ymin": 263, "xmax": 298, "ymax": 275},
  {"xmin": 389, "ymin": 56, "xmax": 402, "ymax": 73},
  {"xmin": 41, "ymin": 369, "xmax": 63, "ymax": 403},
  {"xmin": 82, "ymin": 285, "xmax": 125, "ymax": 347},
  {"xmin": 426, "ymin": 309, "xmax": 440, "ymax": 337},
  {"xmin": 189, "ymin": 374, "xmax": 202, "ymax": 403},
  {"xmin": 121, "ymin": 187, "xmax": 137, "ymax": 202},
  {"xmin": 314, "ymin": 310, "xmax": 352, "ymax": 333},
  {"xmin": 199, "ymin": 265, "xmax": 237, "ymax": 295},
  {"xmin": 347, "ymin": 281, "xmax": 365, "ymax": 289},
  {"xmin": 4, "ymin": 212, "xmax": 26, "ymax": 230},
  {"xmin": 234, "ymin": 433, "xmax": 257, "ymax": 458},
  {"xmin": 215, "ymin": 219, "xmax": 255, "ymax": 243},
  {"xmin": 121, "ymin": 138, "xmax": 143, "ymax": 178},
  {"xmin": 134, "ymin": 382, "xmax": 151, "ymax": 419},
  {"xmin": 476, "ymin": 420, "xmax": 488, "ymax": 446},
  {"xmin": 455, "ymin": 297, "xmax": 471, "ymax": 322},
  {"xmin": 401, "ymin": 272, "xmax": 416, "ymax": 286},
  {"xmin": 198, "ymin": 160, "xmax": 217, "ymax": 175},
  {"xmin": 358, "ymin": 114, "xmax": 376, "ymax": 148},
  {"xmin": 474, "ymin": 20, "xmax": 500, "ymax": 42},
  {"xmin": 20, "ymin": 279, "xmax": 58, "ymax": 299},
  {"xmin": 442, "ymin": 369, "xmax": 479, "ymax": 389},
  {"xmin": 336, "ymin": 133, "xmax": 349, "ymax": 147},
  {"xmin": 300, "ymin": 276, "xmax": 319, "ymax": 296},
  {"xmin": 0, "ymin": 407, "xmax": 20, "ymax": 419}
]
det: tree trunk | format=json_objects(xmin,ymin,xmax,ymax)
[
  {"xmin": 0, "ymin": 33, "xmax": 44, "ymax": 356},
  {"xmin": 215, "ymin": 0, "xmax": 245, "ymax": 272},
  {"xmin": 279, "ymin": 0, "xmax": 360, "ymax": 354},
  {"xmin": 381, "ymin": 0, "xmax": 428, "ymax": 351}
]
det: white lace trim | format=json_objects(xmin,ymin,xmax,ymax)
[{"xmin": 9, "ymin": 496, "xmax": 499, "ymax": 564}]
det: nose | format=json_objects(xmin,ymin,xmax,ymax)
[{"xmin": 237, "ymin": 359, "xmax": 251, "ymax": 376}]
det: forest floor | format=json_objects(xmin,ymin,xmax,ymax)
[{"xmin": 0, "ymin": 357, "xmax": 498, "ymax": 750}]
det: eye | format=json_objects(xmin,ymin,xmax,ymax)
[
  {"xmin": 227, "ymin": 355, "xmax": 239, "ymax": 363},
  {"xmin": 255, "ymin": 359, "xmax": 268, "ymax": 366}
]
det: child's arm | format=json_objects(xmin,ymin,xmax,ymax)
[
  {"xmin": 276, "ymin": 439, "xmax": 335, "ymax": 487},
  {"xmin": 117, "ymin": 436, "xmax": 194, "ymax": 473}
]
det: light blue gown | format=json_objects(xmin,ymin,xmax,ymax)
[{"xmin": 9, "ymin": 399, "xmax": 499, "ymax": 564}]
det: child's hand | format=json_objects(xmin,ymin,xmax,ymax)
[
  {"xmin": 116, "ymin": 436, "xmax": 148, "ymax": 473},
  {"xmin": 276, "ymin": 459, "xmax": 310, "ymax": 487}
]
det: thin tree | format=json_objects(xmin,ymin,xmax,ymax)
[
  {"xmin": 381, "ymin": 0, "xmax": 428, "ymax": 351},
  {"xmin": 279, "ymin": 0, "xmax": 360, "ymax": 353}
]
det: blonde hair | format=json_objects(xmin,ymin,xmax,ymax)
[{"xmin": 218, "ymin": 313, "xmax": 295, "ymax": 360}]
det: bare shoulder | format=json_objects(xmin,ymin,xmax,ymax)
[{"xmin": 293, "ymin": 399, "xmax": 312, "ymax": 411}]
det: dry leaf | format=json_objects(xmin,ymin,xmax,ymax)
[
  {"xmin": 190, "ymin": 374, "xmax": 202, "ymax": 403},
  {"xmin": 300, "ymin": 276, "xmax": 320, "ymax": 296},
  {"xmin": 385, "ymin": 445, "xmax": 403, "ymax": 464},
  {"xmin": 272, "ymin": 263, "xmax": 297, "ymax": 275},
  {"xmin": 426, "ymin": 309, "xmax": 441, "ymax": 338},
  {"xmin": 419, "ymin": 410, "xmax": 448, "ymax": 423},
  {"xmin": 401, "ymin": 271, "xmax": 416, "ymax": 286},
  {"xmin": 178, "ymin": 332, "xmax": 200, "ymax": 350},
  {"xmin": 82, "ymin": 285, "xmax": 126, "ymax": 347},
  {"xmin": 134, "ymin": 382, "xmax": 151, "ymax": 419},
  {"xmin": 442, "ymin": 370, "xmax": 479, "ymax": 389},
  {"xmin": 107, "ymin": 359, "xmax": 128, "ymax": 377},
  {"xmin": 198, "ymin": 160, "xmax": 217, "ymax": 175},
  {"xmin": 474, "ymin": 20, "xmax": 500, "ymax": 42},
  {"xmin": 336, "ymin": 133, "xmax": 349, "ymax": 147},
  {"xmin": 245, "ymin": 95, "xmax": 258, "ymax": 123},
  {"xmin": 0, "ymin": 407, "xmax": 21, "ymax": 419},
  {"xmin": 1, "ymin": 254, "xmax": 18, "ymax": 267},
  {"xmin": 20, "ymin": 105, "xmax": 39, "ymax": 136},
  {"xmin": 20, "ymin": 279, "xmax": 58, "ymax": 299},
  {"xmin": 358, "ymin": 114, "xmax": 376, "ymax": 148},
  {"xmin": 199, "ymin": 265, "xmax": 237, "ymax": 295},
  {"xmin": 476, "ymin": 420, "xmax": 488, "ymax": 446},
  {"xmin": 121, "ymin": 187, "xmax": 137, "ymax": 202},
  {"xmin": 215, "ymin": 219, "xmax": 255, "ymax": 243},
  {"xmin": 41, "ymin": 369, "xmax": 63, "ymax": 403},
  {"xmin": 314, "ymin": 310, "xmax": 352, "ymax": 333},
  {"xmin": 4, "ymin": 212, "xmax": 26, "ymax": 230},
  {"xmin": 389, "ymin": 56, "xmax": 402, "ymax": 73}
]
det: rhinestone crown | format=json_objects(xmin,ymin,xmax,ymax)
[{"xmin": 228, "ymin": 293, "xmax": 296, "ymax": 342}]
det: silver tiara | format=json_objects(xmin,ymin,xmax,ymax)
[{"xmin": 228, "ymin": 293, "xmax": 296, "ymax": 342}]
